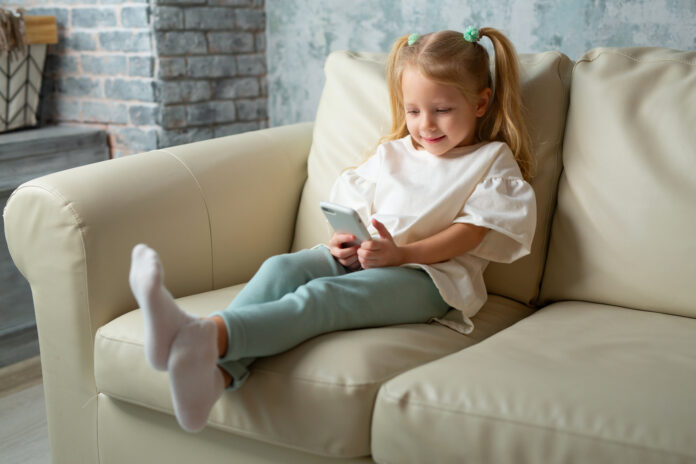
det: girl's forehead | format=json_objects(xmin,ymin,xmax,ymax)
[{"xmin": 401, "ymin": 66, "xmax": 464, "ymax": 102}]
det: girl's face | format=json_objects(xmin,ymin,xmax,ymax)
[{"xmin": 402, "ymin": 66, "xmax": 491, "ymax": 156}]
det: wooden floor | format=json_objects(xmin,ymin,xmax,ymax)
[{"xmin": 0, "ymin": 356, "xmax": 50, "ymax": 464}]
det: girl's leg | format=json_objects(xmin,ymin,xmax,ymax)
[
  {"xmin": 210, "ymin": 247, "xmax": 351, "ymax": 387},
  {"xmin": 129, "ymin": 245, "xmax": 349, "ymax": 431},
  {"xmin": 226, "ymin": 247, "xmax": 350, "ymax": 309},
  {"xmin": 129, "ymin": 244, "xmax": 225, "ymax": 432},
  {"xmin": 217, "ymin": 264, "xmax": 450, "ymax": 363}
]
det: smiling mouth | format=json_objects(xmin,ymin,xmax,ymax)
[{"xmin": 422, "ymin": 135, "xmax": 445, "ymax": 144}]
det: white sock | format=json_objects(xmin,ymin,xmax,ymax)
[
  {"xmin": 168, "ymin": 318, "xmax": 225, "ymax": 432},
  {"xmin": 129, "ymin": 244, "xmax": 195, "ymax": 371}
]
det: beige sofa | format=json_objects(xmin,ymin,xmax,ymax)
[{"xmin": 5, "ymin": 46, "xmax": 696, "ymax": 463}]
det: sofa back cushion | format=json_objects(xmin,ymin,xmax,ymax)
[
  {"xmin": 540, "ymin": 47, "xmax": 696, "ymax": 318},
  {"xmin": 292, "ymin": 50, "xmax": 573, "ymax": 306}
]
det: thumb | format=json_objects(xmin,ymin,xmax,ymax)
[{"xmin": 372, "ymin": 218, "xmax": 393, "ymax": 241}]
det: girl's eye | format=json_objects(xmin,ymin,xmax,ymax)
[
  {"xmin": 406, "ymin": 109, "xmax": 419, "ymax": 114},
  {"xmin": 436, "ymin": 108, "xmax": 451, "ymax": 113}
]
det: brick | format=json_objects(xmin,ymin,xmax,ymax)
[
  {"xmin": 207, "ymin": 32, "xmax": 254, "ymax": 53},
  {"xmin": 158, "ymin": 57, "xmax": 187, "ymax": 78},
  {"xmin": 100, "ymin": 31, "xmax": 152, "ymax": 52},
  {"xmin": 184, "ymin": 7, "xmax": 236, "ymax": 30},
  {"xmin": 129, "ymin": 56, "xmax": 155, "ymax": 77},
  {"xmin": 42, "ymin": 96, "xmax": 81, "ymax": 122},
  {"xmin": 105, "ymin": 79, "xmax": 157, "ymax": 102},
  {"xmin": 160, "ymin": 81, "xmax": 211, "ymax": 104},
  {"xmin": 154, "ymin": 6, "xmax": 183, "ymax": 30},
  {"xmin": 235, "ymin": 9, "xmax": 265, "ymax": 31},
  {"xmin": 44, "ymin": 54, "xmax": 79, "ymax": 76},
  {"xmin": 255, "ymin": 32, "xmax": 265, "ymax": 52},
  {"xmin": 122, "ymin": 6, "xmax": 151, "ymax": 28},
  {"xmin": 207, "ymin": 0, "xmax": 255, "ymax": 6},
  {"xmin": 236, "ymin": 54, "xmax": 266, "ymax": 75},
  {"xmin": 63, "ymin": 32, "xmax": 98, "ymax": 52},
  {"xmin": 236, "ymin": 98, "xmax": 267, "ymax": 121},
  {"xmin": 186, "ymin": 101, "xmax": 236, "ymax": 125},
  {"xmin": 102, "ymin": 0, "xmax": 150, "ymax": 4},
  {"xmin": 157, "ymin": 0, "xmax": 206, "ymax": 5},
  {"xmin": 129, "ymin": 104, "xmax": 160, "ymax": 125},
  {"xmin": 72, "ymin": 7, "xmax": 118, "ymax": 28},
  {"xmin": 160, "ymin": 105, "xmax": 186, "ymax": 129},
  {"xmin": 81, "ymin": 55, "xmax": 127, "ymax": 76},
  {"xmin": 24, "ymin": 7, "xmax": 69, "ymax": 28},
  {"xmin": 160, "ymin": 127, "xmax": 214, "ymax": 149},
  {"xmin": 156, "ymin": 32, "xmax": 207, "ymax": 55},
  {"xmin": 81, "ymin": 101, "xmax": 129, "ymax": 124},
  {"xmin": 111, "ymin": 127, "xmax": 159, "ymax": 154},
  {"xmin": 212, "ymin": 77, "xmax": 259, "ymax": 99},
  {"xmin": 187, "ymin": 55, "xmax": 236, "ymax": 78},
  {"xmin": 57, "ymin": 77, "xmax": 103, "ymax": 98},
  {"xmin": 214, "ymin": 121, "xmax": 260, "ymax": 138}
]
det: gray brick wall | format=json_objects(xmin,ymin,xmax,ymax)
[
  {"xmin": 156, "ymin": 0, "xmax": 268, "ymax": 147},
  {"xmin": 10, "ymin": 0, "xmax": 267, "ymax": 156}
]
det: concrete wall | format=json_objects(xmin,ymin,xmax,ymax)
[{"xmin": 266, "ymin": 0, "xmax": 696, "ymax": 127}]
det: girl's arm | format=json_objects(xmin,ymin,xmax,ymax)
[
  {"xmin": 358, "ymin": 219, "xmax": 489, "ymax": 269},
  {"xmin": 400, "ymin": 222, "xmax": 489, "ymax": 265}
]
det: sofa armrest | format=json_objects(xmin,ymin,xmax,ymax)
[{"xmin": 2, "ymin": 122, "xmax": 313, "ymax": 463}]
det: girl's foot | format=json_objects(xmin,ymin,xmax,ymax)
[
  {"xmin": 168, "ymin": 318, "xmax": 225, "ymax": 432},
  {"xmin": 129, "ymin": 244, "xmax": 195, "ymax": 370}
]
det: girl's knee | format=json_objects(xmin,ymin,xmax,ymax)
[
  {"xmin": 260, "ymin": 253, "xmax": 293, "ymax": 275},
  {"xmin": 261, "ymin": 249, "xmax": 323, "ymax": 275}
]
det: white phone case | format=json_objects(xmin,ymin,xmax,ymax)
[{"xmin": 320, "ymin": 201, "xmax": 371, "ymax": 246}]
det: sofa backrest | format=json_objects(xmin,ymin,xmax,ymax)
[
  {"xmin": 292, "ymin": 49, "xmax": 573, "ymax": 307},
  {"xmin": 540, "ymin": 47, "xmax": 696, "ymax": 318}
]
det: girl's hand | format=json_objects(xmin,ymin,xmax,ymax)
[
  {"xmin": 358, "ymin": 219, "xmax": 404, "ymax": 269},
  {"xmin": 329, "ymin": 232, "xmax": 361, "ymax": 271}
]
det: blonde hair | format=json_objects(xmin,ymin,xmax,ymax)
[{"xmin": 382, "ymin": 29, "xmax": 535, "ymax": 181}]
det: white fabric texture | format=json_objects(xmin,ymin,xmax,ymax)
[{"xmin": 329, "ymin": 135, "xmax": 537, "ymax": 333}]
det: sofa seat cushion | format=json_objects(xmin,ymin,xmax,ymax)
[
  {"xmin": 95, "ymin": 284, "xmax": 534, "ymax": 458},
  {"xmin": 372, "ymin": 301, "xmax": 696, "ymax": 463}
]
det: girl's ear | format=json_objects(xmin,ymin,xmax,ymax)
[{"xmin": 476, "ymin": 88, "xmax": 492, "ymax": 117}]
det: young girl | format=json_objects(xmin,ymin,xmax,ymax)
[{"xmin": 129, "ymin": 27, "xmax": 537, "ymax": 433}]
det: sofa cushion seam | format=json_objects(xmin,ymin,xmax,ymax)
[
  {"xmin": 378, "ymin": 388, "xmax": 694, "ymax": 460},
  {"xmin": 159, "ymin": 149, "xmax": 215, "ymax": 290},
  {"xmin": 577, "ymin": 49, "xmax": 696, "ymax": 67}
]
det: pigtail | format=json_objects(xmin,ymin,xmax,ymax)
[
  {"xmin": 478, "ymin": 28, "xmax": 535, "ymax": 181},
  {"xmin": 381, "ymin": 34, "xmax": 412, "ymax": 144}
]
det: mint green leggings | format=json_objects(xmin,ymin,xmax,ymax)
[{"xmin": 210, "ymin": 247, "xmax": 449, "ymax": 389}]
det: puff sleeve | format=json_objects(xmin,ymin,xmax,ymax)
[
  {"xmin": 328, "ymin": 147, "xmax": 382, "ymax": 226},
  {"xmin": 454, "ymin": 176, "xmax": 537, "ymax": 263}
]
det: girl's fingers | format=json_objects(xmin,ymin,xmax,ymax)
[
  {"xmin": 329, "ymin": 234, "xmax": 354, "ymax": 250},
  {"xmin": 341, "ymin": 254, "xmax": 359, "ymax": 268}
]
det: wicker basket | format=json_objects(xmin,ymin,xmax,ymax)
[{"xmin": 0, "ymin": 16, "xmax": 57, "ymax": 133}]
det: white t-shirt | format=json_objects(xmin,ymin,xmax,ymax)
[{"xmin": 328, "ymin": 135, "xmax": 537, "ymax": 334}]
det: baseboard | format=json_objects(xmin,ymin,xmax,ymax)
[
  {"xmin": 0, "ymin": 324, "xmax": 40, "ymax": 369},
  {"xmin": 0, "ymin": 355, "xmax": 42, "ymax": 397}
]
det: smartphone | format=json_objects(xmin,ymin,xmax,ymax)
[{"xmin": 320, "ymin": 201, "xmax": 371, "ymax": 247}]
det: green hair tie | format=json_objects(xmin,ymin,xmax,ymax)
[
  {"xmin": 463, "ymin": 26, "xmax": 480, "ymax": 43},
  {"xmin": 407, "ymin": 33, "xmax": 420, "ymax": 46}
]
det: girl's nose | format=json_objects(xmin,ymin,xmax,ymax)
[{"xmin": 421, "ymin": 113, "xmax": 436, "ymax": 131}]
